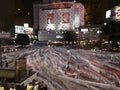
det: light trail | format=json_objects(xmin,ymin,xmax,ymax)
[{"xmin": 2, "ymin": 46, "xmax": 120, "ymax": 90}]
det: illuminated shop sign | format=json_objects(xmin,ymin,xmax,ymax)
[
  {"xmin": 15, "ymin": 25, "xmax": 24, "ymax": 34},
  {"xmin": 81, "ymin": 28, "xmax": 88, "ymax": 32},
  {"xmin": 115, "ymin": 6, "xmax": 120, "ymax": 20},
  {"xmin": 47, "ymin": 2, "xmax": 72, "ymax": 9},
  {"xmin": 106, "ymin": 10, "xmax": 111, "ymax": 19},
  {"xmin": 15, "ymin": 25, "xmax": 33, "ymax": 35},
  {"xmin": 106, "ymin": 6, "xmax": 120, "ymax": 20},
  {"xmin": 24, "ymin": 27, "xmax": 33, "ymax": 35},
  {"xmin": 0, "ymin": 87, "xmax": 4, "ymax": 90}
]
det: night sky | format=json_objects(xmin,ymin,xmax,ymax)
[
  {"xmin": 21, "ymin": 0, "xmax": 120, "ymax": 11},
  {"xmin": 0, "ymin": 0, "xmax": 15, "ymax": 31}
]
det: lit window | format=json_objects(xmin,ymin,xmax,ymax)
[{"xmin": 17, "ymin": 8, "xmax": 21, "ymax": 11}]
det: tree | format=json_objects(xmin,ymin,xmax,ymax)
[
  {"xmin": 15, "ymin": 34, "xmax": 30, "ymax": 46},
  {"xmin": 62, "ymin": 31, "xmax": 78, "ymax": 45}
]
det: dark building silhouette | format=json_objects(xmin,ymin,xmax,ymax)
[{"xmin": 82, "ymin": 0, "xmax": 120, "ymax": 25}]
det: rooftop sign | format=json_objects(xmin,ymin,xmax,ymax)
[{"xmin": 40, "ymin": 2, "xmax": 73, "ymax": 10}]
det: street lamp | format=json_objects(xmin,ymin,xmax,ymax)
[
  {"xmin": 66, "ymin": 49, "xmax": 70, "ymax": 69},
  {"xmin": 67, "ymin": 49, "xmax": 70, "ymax": 53}
]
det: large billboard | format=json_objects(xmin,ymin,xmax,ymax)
[
  {"xmin": 62, "ymin": 12, "xmax": 70, "ymax": 23},
  {"xmin": 47, "ymin": 13, "xmax": 54, "ymax": 24},
  {"xmin": 15, "ymin": 25, "xmax": 33, "ymax": 35},
  {"xmin": 34, "ymin": 2, "xmax": 84, "ymax": 31},
  {"xmin": 106, "ymin": 10, "xmax": 111, "ymax": 19},
  {"xmin": 15, "ymin": 25, "xmax": 33, "ymax": 38},
  {"xmin": 115, "ymin": 6, "xmax": 120, "ymax": 20},
  {"xmin": 106, "ymin": 6, "xmax": 120, "ymax": 21}
]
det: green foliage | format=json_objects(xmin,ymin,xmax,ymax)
[
  {"xmin": 111, "ymin": 41, "xmax": 119, "ymax": 48},
  {"xmin": 15, "ymin": 34, "xmax": 30, "ymax": 46},
  {"xmin": 62, "ymin": 31, "xmax": 78, "ymax": 44}
]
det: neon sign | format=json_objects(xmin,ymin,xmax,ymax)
[
  {"xmin": 48, "ymin": 2, "xmax": 72, "ymax": 9},
  {"xmin": 115, "ymin": 6, "xmax": 120, "ymax": 20}
]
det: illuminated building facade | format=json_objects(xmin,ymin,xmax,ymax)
[
  {"xmin": 33, "ymin": 0, "xmax": 119, "ymax": 42},
  {"xmin": 106, "ymin": 6, "xmax": 120, "ymax": 21},
  {"xmin": 14, "ymin": 24, "xmax": 34, "ymax": 39},
  {"xmin": 33, "ymin": 2, "xmax": 84, "ymax": 41},
  {"xmin": 34, "ymin": 2, "xmax": 84, "ymax": 30},
  {"xmin": 80, "ymin": 25, "xmax": 101, "ymax": 42}
]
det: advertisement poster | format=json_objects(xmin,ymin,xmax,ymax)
[
  {"xmin": 115, "ymin": 7, "xmax": 120, "ymax": 20},
  {"xmin": 47, "ymin": 13, "xmax": 54, "ymax": 24},
  {"xmin": 62, "ymin": 12, "xmax": 70, "ymax": 23}
]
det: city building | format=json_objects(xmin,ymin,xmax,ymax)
[
  {"xmin": 33, "ymin": 2, "xmax": 84, "ymax": 41},
  {"xmin": 33, "ymin": 1, "xmax": 102, "ymax": 44},
  {"xmin": 12, "ymin": 23, "xmax": 36, "ymax": 41},
  {"xmin": 0, "ymin": 57, "xmax": 37, "ymax": 90},
  {"xmin": 79, "ymin": 25, "xmax": 101, "ymax": 46},
  {"xmin": 106, "ymin": 5, "xmax": 120, "ymax": 21},
  {"xmin": 105, "ymin": 5, "xmax": 120, "ymax": 47}
]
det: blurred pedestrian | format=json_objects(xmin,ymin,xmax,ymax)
[{"xmin": 5, "ymin": 61, "xmax": 8, "ymax": 67}]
